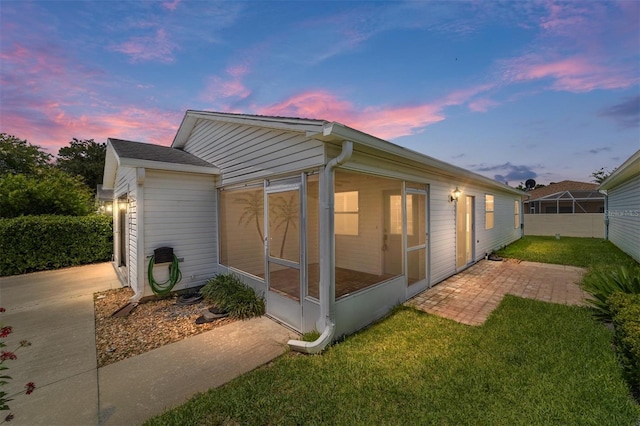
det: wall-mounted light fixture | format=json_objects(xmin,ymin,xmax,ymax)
[{"xmin": 449, "ymin": 187, "xmax": 461, "ymax": 203}]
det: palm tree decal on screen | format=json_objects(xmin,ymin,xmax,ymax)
[
  {"xmin": 271, "ymin": 193, "xmax": 298, "ymax": 259},
  {"xmin": 235, "ymin": 190, "xmax": 264, "ymax": 243}
]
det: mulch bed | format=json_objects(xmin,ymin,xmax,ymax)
[{"xmin": 94, "ymin": 288, "xmax": 234, "ymax": 368}]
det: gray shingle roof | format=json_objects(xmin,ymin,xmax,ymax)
[{"xmin": 109, "ymin": 138, "xmax": 215, "ymax": 168}]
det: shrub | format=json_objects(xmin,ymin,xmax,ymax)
[
  {"xmin": 582, "ymin": 265, "xmax": 640, "ymax": 321},
  {"xmin": 609, "ymin": 292, "xmax": 640, "ymax": 400},
  {"xmin": 199, "ymin": 274, "xmax": 265, "ymax": 319},
  {"xmin": 0, "ymin": 215, "xmax": 113, "ymax": 276},
  {"xmin": 0, "ymin": 169, "xmax": 93, "ymax": 217}
]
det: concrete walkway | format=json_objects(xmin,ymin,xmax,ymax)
[
  {"xmin": 0, "ymin": 264, "xmax": 296, "ymax": 426},
  {"xmin": 407, "ymin": 259, "xmax": 588, "ymax": 325}
]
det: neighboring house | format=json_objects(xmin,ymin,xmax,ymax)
[
  {"xmin": 102, "ymin": 111, "xmax": 524, "ymax": 351},
  {"xmin": 598, "ymin": 150, "xmax": 640, "ymax": 263},
  {"xmin": 524, "ymin": 180, "xmax": 604, "ymax": 214}
]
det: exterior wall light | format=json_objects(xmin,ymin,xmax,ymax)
[{"xmin": 450, "ymin": 187, "xmax": 461, "ymax": 202}]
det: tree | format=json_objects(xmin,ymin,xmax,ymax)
[
  {"xmin": 0, "ymin": 168, "xmax": 93, "ymax": 217},
  {"xmin": 515, "ymin": 182, "xmax": 545, "ymax": 191},
  {"xmin": 590, "ymin": 167, "xmax": 616, "ymax": 184},
  {"xmin": 56, "ymin": 139, "xmax": 106, "ymax": 193},
  {"xmin": 0, "ymin": 133, "xmax": 52, "ymax": 176}
]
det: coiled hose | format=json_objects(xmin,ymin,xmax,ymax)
[{"xmin": 148, "ymin": 255, "xmax": 182, "ymax": 296}]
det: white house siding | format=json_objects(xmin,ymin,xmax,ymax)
[
  {"xmin": 427, "ymin": 180, "xmax": 458, "ymax": 284},
  {"xmin": 607, "ymin": 175, "xmax": 640, "ymax": 262},
  {"xmin": 340, "ymin": 148, "xmax": 521, "ymax": 289},
  {"xmin": 182, "ymin": 119, "xmax": 325, "ymax": 186},
  {"xmin": 142, "ymin": 170, "xmax": 218, "ymax": 298},
  {"xmin": 128, "ymin": 196, "xmax": 138, "ymax": 293},
  {"xmin": 114, "ymin": 167, "xmax": 138, "ymax": 288},
  {"xmin": 475, "ymin": 189, "xmax": 522, "ymax": 258}
]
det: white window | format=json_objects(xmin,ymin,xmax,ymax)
[
  {"xmin": 514, "ymin": 200, "xmax": 520, "ymax": 229},
  {"xmin": 485, "ymin": 194, "xmax": 494, "ymax": 230},
  {"xmin": 335, "ymin": 191, "xmax": 358, "ymax": 235}
]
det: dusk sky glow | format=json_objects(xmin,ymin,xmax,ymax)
[{"xmin": 1, "ymin": 1, "xmax": 638, "ymax": 185}]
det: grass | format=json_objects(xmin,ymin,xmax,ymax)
[
  {"xmin": 495, "ymin": 236, "xmax": 637, "ymax": 269},
  {"xmin": 146, "ymin": 298, "xmax": 639, "ymax": 426}
]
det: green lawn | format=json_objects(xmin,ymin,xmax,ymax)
[
  {"xmin": 146, "ymin": 297, "xmax": 639, "ymax": 425},
  {"xmin": 495, "ymin": 236, "xmax": 637, "ymax": 269}
]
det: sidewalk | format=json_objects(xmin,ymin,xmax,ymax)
[{"xmin": 0, "ymin": 264, "xmax": 296, "ymax": 426}]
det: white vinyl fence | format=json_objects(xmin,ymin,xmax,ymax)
[{"xmin": 524, "ymin": 213, "xmax": 605, "ymax": 238}]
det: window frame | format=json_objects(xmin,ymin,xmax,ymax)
[
  {"xmin": 485, "ymin": 194, "xmax": 495, "ymax": 230},
  {"xmin": 334, "ymin": 190, "xmax": 359, "ymax": 236}
]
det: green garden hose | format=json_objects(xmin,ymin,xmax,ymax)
[{"xmin": 148, "ymin": 255, "xmax": 182, "ymax": 296}]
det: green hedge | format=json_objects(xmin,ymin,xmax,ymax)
[
  {"xmin": 0, "ymin": 215, "xmax": 113, "ymax": 276},
  {"xmin": 609, "ymin": 292, "xmax": 640, "ymax": 400}
]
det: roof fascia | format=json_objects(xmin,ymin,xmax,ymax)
[
  {"xmin": 172, "ymin": 110, "xmax": 326, "ymax": 148},
  {"xmin": 171, "ymin": 113, "xmax": 198, "ymax": 149},
  {"xmin": 598, "ymin": 149, "xmax": 640, "ymax": 191},
  {"xmin": 118, "ymin": 157, "xmax": 220, "ymax": 175},
  {"xmin": 102, "ymin": 140, "xmax": 119, "ymax": 190},
  {"xmin": 321, "ymin": 122, "xmax": 525, "ymax": 196}
]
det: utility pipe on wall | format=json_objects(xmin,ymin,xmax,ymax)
[{"xmin": 288, "ymin": 140, "xmax": 353, "ymax": 354}]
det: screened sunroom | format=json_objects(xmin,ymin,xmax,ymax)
[{"xmin": 217, "ymin": 167, "xmax": 429, "ymax": 337}]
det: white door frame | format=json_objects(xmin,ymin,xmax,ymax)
[
  {"xmin": 405, "ymin": 186, "xmax": 429, "ymax": 298},
  {"xmin": 264, "ymin": 178, "xmax": 304, "ymax": 331}
]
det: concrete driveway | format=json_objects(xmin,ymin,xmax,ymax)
[
  {"xmin": 0, "ymin": 263, "xmax": 296, "ymax": 426},
  {"xmin": 1, "ymin": 263, "xmax": 120, "ymax": 425}
]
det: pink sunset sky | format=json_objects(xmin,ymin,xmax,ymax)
[{"xmin": 1, "ymin": 1, "xmax": 638, "ymax": 185}]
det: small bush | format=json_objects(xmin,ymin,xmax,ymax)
[
  {"xmin": 200, "ymin": 274, "xmax": 265, "ymax": 319},
  {"xmin": 0, "ymin": 215, "xmax": 113, "ymax": 276},
  {"xmin": 609, "ymin": 292, "xmax": 640, "ymax": 400},
  {"xmin": 582, "ymin": 265, "xmax": 640, "ymax": 321}
]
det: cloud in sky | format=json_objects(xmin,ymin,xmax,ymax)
[
  {"xmin": 496, "ymin": 1, "xmax": 639, "ymax": 94},
  {"xmin": 162, "ymin": 0, "xmax": 181, "ymax": 12},
  {"xmin": 251, "ymin": 81, "xmax": 496, "ymax": 140},
  {"xmin": 599, "ymin": 95, "xmax": 640, "ymax": 129},
  {"xmin": 1, "ymin": 28, "xmax": 179, "ymax": 151},
  {"xmin": 587, "ymin": 147, "xmax": 612, "ymax": 155},
  {"xmin": 502, "ymin": 55, "xmax": 636, "ymax": 93},
  {"xmin": 471, "ymin": 162, "xmax": 538, "ymax": 185},
  {"xmin": 0, "ymin": 1, "xmax": 637, "ymax": 184},
  {"xmin": 110, "ymin": 28, "xmax": 179, "ymax": 63},
  {"xmin": 257, "ymin": 91, "xmax": 448, "ymax": 140},
  {"xmin": 200, "ymin": 64, "xmax": 253, "ymax": 107}
]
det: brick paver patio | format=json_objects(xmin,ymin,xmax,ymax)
[{"xmin": 407, "ymin": 259, "xmax": 588, "ymax": 325}]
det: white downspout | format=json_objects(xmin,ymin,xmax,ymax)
[
  {"xmin": 288, "ymin": 140, "xmax": 353, "ymax": 354},
  {"xmin": 599, "ymin": 189, "xmax": 609, "ymax": 240}
]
